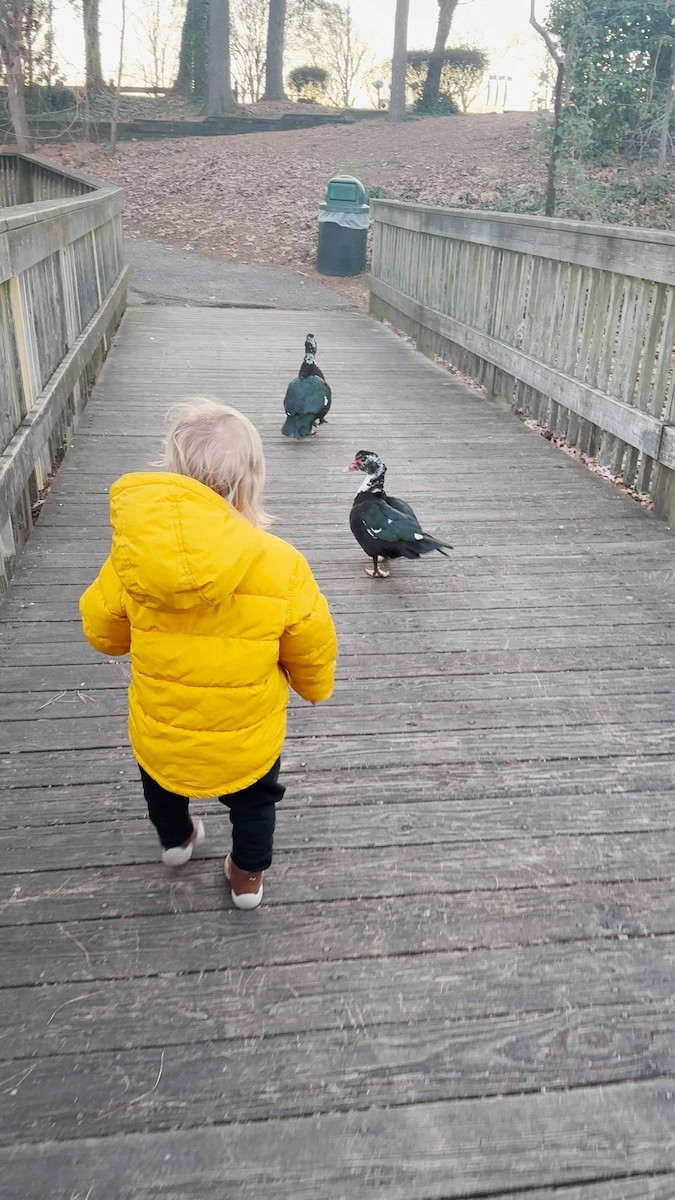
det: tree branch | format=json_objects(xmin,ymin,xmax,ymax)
[{"xmin": 530, "ymin": 0, "xmax": 564, "ymax": 68}]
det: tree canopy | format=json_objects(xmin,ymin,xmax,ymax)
[
  {"xmin": 548, "ymin": 0, "xmax": 675, "ymax": 157},
  {"xmin": 407, "ymin": 47, "xmax": 488, "ymax": 113}
]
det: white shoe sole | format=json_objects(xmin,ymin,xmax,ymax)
[
  {"xmin": 225, "ymin": 855, "xmax": 264, "ymax": 909},
  {"xmin": 162, "ymin": 818, "xmax": 205, "ymax": 867}
]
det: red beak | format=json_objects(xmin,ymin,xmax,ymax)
[{"xmin": 343, "ymin": 461, "xmax": 360, "ymax": 473}]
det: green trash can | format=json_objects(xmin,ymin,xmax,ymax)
[{"xmin": 317, "ymin": 175, "xmax": 369, "ymax": 277}]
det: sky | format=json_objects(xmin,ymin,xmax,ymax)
[
  {"xmin": 356, "ymin": 0, "xmax": 550, "ymax": 109},
  {"xmin": 51, "ymin": 0, "xmax": 550, "ymax": 112}
]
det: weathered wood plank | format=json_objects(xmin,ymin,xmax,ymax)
[
  {"xmin": 5, "ymin": 734, "xmax": 672, "ymax": 792},
  {"xmin": 2, "ymin": 935, "xmax": 673, "ymax": 1060},
  {"xmin": 2, "ymin": 693, "xmax": 674, "ymax": 754},
  {"xmin": 3, "ymin": 726, "xmax": 675, "ymax": 790},
  {"xmin": 2, "ymin": 1079, "xmax": 675, "ymax": 1200},
  {"xmin": 487, "ymin": 1181, "xmax": 675, "ymax": 1200},
  {"xmin": 3, "ymin": 754, "xmax": 674, "ymax": 822},
  {"xmin": 2, "ymin": 879, "xmax": 674, "ymax": 987},
  {"xmin": 1, "ymin": 1005, "xmax": 674, "ymax": 1145},
  {"xmin": 3, "ymin": 663, "xmax": 675, "ymax": 719},
  {"xmin": 2, "ymin": 830, "xmax": 674, "ymax": 919},
  {"xmin": 2, "ymin": 622, "xmax": 675, "ymax": 674},
  {"xmin": 6, "ymin": 600, "xmax": 675, "ymax": 637}
]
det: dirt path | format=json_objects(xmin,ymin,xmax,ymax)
[{"xmin": 45, "ymin": 113, "xmax": 542, "ymax": 304}]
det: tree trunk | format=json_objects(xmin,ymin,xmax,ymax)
[
  {"xmin": 194, "ymin": 0, "xmax": 209, "ymax": 99},
  {"xmin": 83, "ymin": 0, "xmax": 105, "ymax": 91},
  {"xmin": 174, "ymin": 0, "xmax": 208, "ymax": 96},
  {"xmin": 174, "ymin": 0, "xmax": 197, "ymax": 94},
  {"xmin": 421, "ymin": 0, "xmax": 459, "ymax": 109},
  {"xmin": 203, "ymin": 0, "xmax": 236, "ymax": 117},
  {"xmin": 529, "ymin": 0, "xmax": 566, "ymax": 218},
  {"xmin": 389, "ymin": 0, "xmax": 409, "ymax": 122},
  {"xmin": 3, "ymin": 38, "xmax": 33, "ymax": 153},
  {"xmin": 263, "ymin": 0, "xmax": 287, "ymax": 101},
  {"xmin": 110, "ymin": 0, "xmax": 126, "ymax": 154},
  {"xmin": 545, "ymin": 60, "xmax": 565, "ymax": 217},
  {"xmin": 657, "ymin": 42, "xmax": 675, "ymax": 176}
]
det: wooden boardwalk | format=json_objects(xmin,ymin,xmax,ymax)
[{"xmin": 1, "ymin": 306, "xmax": 675, "ymax": 1198}]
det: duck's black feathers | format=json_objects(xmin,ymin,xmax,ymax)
[
  {"xmin": 282, "ymin": 334, "xmax": 331, "ymax": 438},
  {"xmin": 345, "ymin": 450, "xmax": 452, "ymax": 570},
  {"xmin": 351, "ymin": 491, "xmax": 451, "ymax": 561},
  {"xmin": 282, "ymin": 375, "xmax": 330, "ymax": 440}
]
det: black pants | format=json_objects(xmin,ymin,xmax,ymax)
[{"xmin": 139, "ymin": 759, "xmax": 285, "ymax": 872}]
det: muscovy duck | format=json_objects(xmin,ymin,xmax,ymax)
[
  {"xmin": 281, "ymin": 334, "xmax": 332, "ymax": 440},
  {"xmin": 343, "ymin": 450, "xmax": 452, "ymax": 578}
]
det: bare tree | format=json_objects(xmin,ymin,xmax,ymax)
[
  {"xmin": 25, "ymin": 0, "xmax": 55, "ymax": 86},
  {"xmin": 421, "ymin": 0, "xmax": 460, "ymax": 109},
  {"xmin": 110, "ymin": 0, "xmax": 126, "ymax": 153},
  {"xmin": 389, "ymin": 0, "xmax": 409, "ymax": 122},
  {"xmin": 530, "ymin": 0, "xmax": 565, "ymax": 217},
  {"xmin": 263, "ymin": 0, "xmax": 286, "ymax": 100},
  {"xmin": 82, "ymin": 0, "xmax": 104, "ymax": 91},
  {"xmin": 204, "ymin": 0, "xmax": 237, "ymax": 115},
  {"xmin": 232, "ymin": 0, "xmax": 267, "ymax": 102},
  {"xmin": 0, "ymin": 0, "xmax": 34, "ymax": 152},
  {"xmin": 138, "ymin": 0, "xmax": 177, "ymax": 90},
  {"xmin": 309, "ymin": 1, "xmax": 369, "ymax": 108}
]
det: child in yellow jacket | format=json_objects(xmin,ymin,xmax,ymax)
[{"xmin": 80, "ymin": 399, "xmax": 337, "ymax": 909}]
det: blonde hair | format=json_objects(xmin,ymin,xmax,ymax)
[{"xmin": 159, "ymin": 398, "xmax": 272, "ymax": 527}]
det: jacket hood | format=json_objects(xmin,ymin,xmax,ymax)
[{"xmin": 109, "ymin": 473, "xmax": 264, "ymax": 612}]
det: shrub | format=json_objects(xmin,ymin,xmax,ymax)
[
  {"xmin": 407, "ymin": 47, "xmax": 488, "ymax": 114},
  {"xmin": 287, "ymin": 65, "xmax": 329, "ymax": 103}
]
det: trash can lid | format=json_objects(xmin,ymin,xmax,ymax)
[{"xmin": 320, "ymin": 175, "xmax": 369, "ymax": 212}]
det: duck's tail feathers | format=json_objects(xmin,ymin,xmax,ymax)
[
  {"xmin": 282, "ymin": 413, "xmax": 316, "ymax": 440},
  {"xmin": 419, "ymin": 535, "xmax": 453, "ymax": 557}
]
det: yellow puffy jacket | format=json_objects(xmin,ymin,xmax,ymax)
[{"xmin": 79, "ymin": 472, "xmax": 337, "ymax": 797}]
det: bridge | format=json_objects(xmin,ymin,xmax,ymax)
[{"xmin": 1, "ymin": 153, "xmax": 675, "ymax": 1198}]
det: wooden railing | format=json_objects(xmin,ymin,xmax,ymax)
[
  {"xmin": 0, "ymin": 152, "xmax": 127, "ymax": 594},
  {"xmin": 369, "ymin": 201, "xmax": 675, "ymax": 523}
]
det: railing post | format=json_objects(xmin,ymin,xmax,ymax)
[
  {"xmin": 8, "ymin": 275, "xmax": 36, "ymax": 416},
  {"xmin": 653, "ymin": 464, "xmax": 675, "ymax": 526},
  {"xmin": 14, "ymin": 156, "xmax": 33, "ymax": 206},
  {"xmin": 653, "ymin": 407, "xmax": 675, "ymax": 527}
]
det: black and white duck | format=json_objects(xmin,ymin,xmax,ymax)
[
  {"xmin": 343, "ymin": 450, "xmax": 452, "ymax": 579},
  {"xmin": 281, "ymin": 334, "xmax": 332, "ymax": 440}
]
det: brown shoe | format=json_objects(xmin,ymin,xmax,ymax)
[{"xmin": 225, "ymin": 854, "xmax": 264, "ymax": 910}]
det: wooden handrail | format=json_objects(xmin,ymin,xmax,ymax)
[
  {"xmin": 369, "ymin": 199, "xmax": 675, "ymax": 522},
  {"xmin": 0, "ymin": 153, "xmax": 127, "ymax": 594}
]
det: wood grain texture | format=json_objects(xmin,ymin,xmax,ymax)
[
  {"xmin": 1, "ymin": 1005, "xmax": 674, "ymax": 1144},
  {"xmin": 2, "ymin": 830, "xmax": 674, "ymax": 921},
  {"xmin": 1, "ymin": 1080, "xmax": 675, "ymax": 1199},
  {"xmin": 2, "ymin": 935, "xmax": 674, "ymax": 1059},
  {"xmin": 1, "ymin": 306, "xmax": 675, "ymax": 1195},
  {"xmin": 369, "ymin": 201, "xmax": 675, "ymax": 517},
  {"xmin": 3, "ymin": 880, "xmax": 675, "ymax": 987}
]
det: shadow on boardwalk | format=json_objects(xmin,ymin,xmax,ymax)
[{"xmin": 1, "ymin": 305, "xmax": 675, "ymax": 1197}]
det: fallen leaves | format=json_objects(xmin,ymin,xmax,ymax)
[
  {"xmin": 43, "ymin": 113, "xmax": 546, "ymax": 296},
  {"xmin": 41, "ymin": 111, "xmax": 673, "ymax": 313}
]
